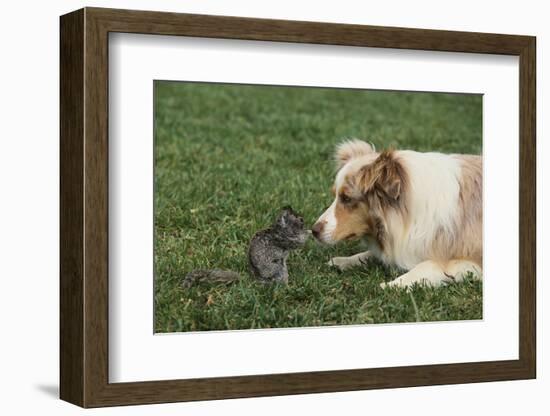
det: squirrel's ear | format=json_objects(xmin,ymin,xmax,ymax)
[
  {"xmin": 276, "ymin": 210, "xmax": 289, "ymax": 227},
  {"xmin": 335, "ymin": 139, "xmax": 375, "ymax": 170}
]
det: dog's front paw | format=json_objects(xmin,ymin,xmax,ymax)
[
  {"xmin": 380, "ymin": 280, "xmax": 402, "ymax": 289},
  {"xmin": 328, "ymin": 257, "xmax": 353, "ymax": 271},
  {"xmin": 380, "ymin": 278, "xmax": 414, "ymax": 291}
]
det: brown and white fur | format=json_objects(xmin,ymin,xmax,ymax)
[{"xmin": 312, "ymin": 139, "xmax": 482, "ymax": 288}]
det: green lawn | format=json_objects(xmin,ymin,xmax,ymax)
[{"xmin": 154, "ymin": 81, "xmax": 483, "ymax": 333}]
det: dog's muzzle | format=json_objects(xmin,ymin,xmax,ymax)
[{"xmin": 311, "ymin": 221, "xmax": 326, "ymax": 241}]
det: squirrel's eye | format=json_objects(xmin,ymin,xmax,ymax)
[{"xmin": 340, "ymin": 194, "xmax": 352, "ymax": 204}]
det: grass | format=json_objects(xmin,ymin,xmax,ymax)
[{"xmin": 154, "ymin": 81, "xmax": 483, "ymax": 333}]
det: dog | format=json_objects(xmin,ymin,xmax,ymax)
[{"xmin": 312, "ymin": 139, "xmax": 482, "ymax": 288}]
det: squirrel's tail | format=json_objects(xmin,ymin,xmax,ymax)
[{"xmin": 182, "ymin": 269, "xmax": 241, "ymax": 288}]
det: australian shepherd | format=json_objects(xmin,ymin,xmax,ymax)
[{"xmin": 312, "ymin": 139, "xmax": 482, "ymax": 288}]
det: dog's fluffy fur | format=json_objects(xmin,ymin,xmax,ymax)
[{"xmin": 312, "ymin": 139, "xmax": 482, "ymax": 288}]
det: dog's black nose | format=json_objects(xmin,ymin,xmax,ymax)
[{"xmin": 311, "ymin": 222, "xmax": 324, "ymax": 238}]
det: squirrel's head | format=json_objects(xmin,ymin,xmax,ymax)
[{"xmin": 275, "ymin": 206, "xmax": 309, "ymax": 246}]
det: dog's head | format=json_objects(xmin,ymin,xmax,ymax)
[{"xmin": 312, "ymin": 139, "xmax": 407, "ymax": 247}]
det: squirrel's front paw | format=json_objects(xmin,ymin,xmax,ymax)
[{"xmin": 328, "ymin": 257, "xmax": 354, "ymax": 271}]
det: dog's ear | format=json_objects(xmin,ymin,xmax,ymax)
[
  {"xmin": 335, "ymin": 139, "xmax": 375, "ymax": 170},
  {"xmin": 356, "ymin": 150, "xmax": 405, "ymax": 202}
]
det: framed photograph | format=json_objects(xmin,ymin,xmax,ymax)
[{"xmin": 60, "ymin": 7, "xmax": 536, "ymax": 408}]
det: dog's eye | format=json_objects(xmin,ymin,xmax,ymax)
[{"xmin": 340, "ymin": 194, "xmax": 352, "ymax": 204}]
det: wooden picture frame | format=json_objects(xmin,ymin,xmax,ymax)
[{"xmin": 60, "ymin": 7, "xmax": 536, "ymax": 408}]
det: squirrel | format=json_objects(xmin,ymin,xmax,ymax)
[{"xmin": 181, "ymin": 206, "xmax": 310, "ymax": 287}]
